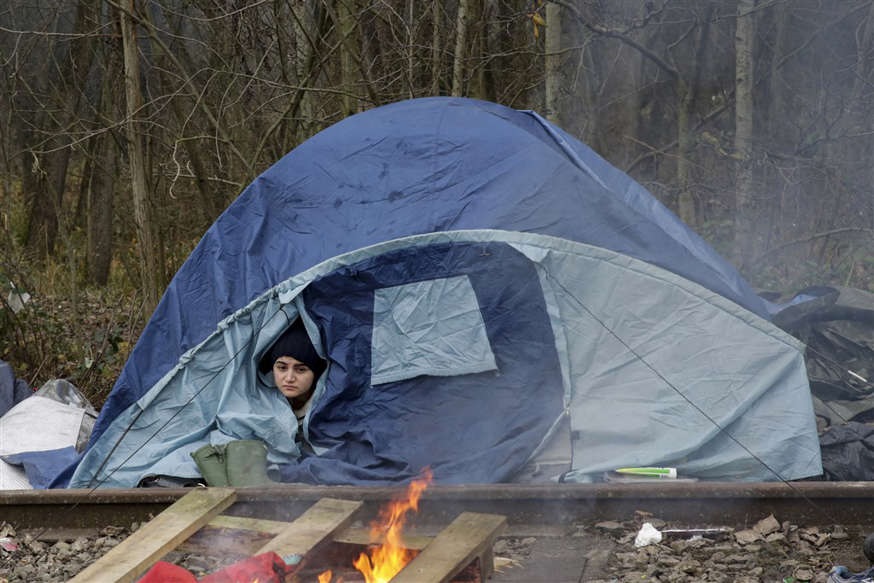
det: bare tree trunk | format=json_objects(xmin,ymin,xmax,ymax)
[
  {"xmin": 675, "ymin": 79, "xmax": 696, "ymax": 226},
  {"xmin": 86, "ymin": 131, "xmax": 118, "ymax": 287},
  {"xmin": 337, "ymin": 0, "xmax": 360, "ymax": 115},
  {"xmin": 21, "ymin": 150, "xmax": 52, "ymax": 255},
  {"xmin": 841, "ymin": 1, "xmax": 874, "ymax": 230},
  {"xmin": 87, "ymin": 17, "xmax": 123, "ymax": 286},
  {"xmin": 733, "ymin": 0, "xmax": 757, "ymax": 268},
  {"xmin": 857, "ymin": 3, "xmax": 874, "ymax": 229},
  {"xmin": 544, "ymin": 2, "xmax": 561, "ymax": 124},
  {"xmin": 431, "ymin": 1, "xmax": 442, "ymax": 94},
  {"xmin": 468, "ymin": 0, "xmax": 487, "ymax": 99},
  {"xmin": 479, "ymin": 0, "xmax": 499, "ymax": 102},
  {"xmin": 452, "ymin": 0, "xmax": 469, "ymax": 96},
  {"xmin": 120, "ymin": 0, "xmax": 161, "ymax": 313},
  {"xmin": 23, "ymin": 0, "xmax": 96, "ymax": 259},
  {"xmin": 171, "ymin": 99, "xmax": 219, "ymax": 227},
  {"xmin": 675, "ymin": 4, "xmax": 712, "ymax": 228},
  {"xmin": 763, "ymin": 1, "xmax": 786, "ymax": 246},
  {"xmin": 292, "ymin": 1, "xmax": 318, "ymax": 145},
  {"xmin": 576, "ymin": 22, "xmax": 604, "ymax": 151},
  {"xmin": 406, "ymin": 0, "xmax": 416, "ymax": 97}
]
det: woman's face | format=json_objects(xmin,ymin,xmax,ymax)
[{"xmin": 272, "ymin": 356, "xmax": 315, "ymax": 401}]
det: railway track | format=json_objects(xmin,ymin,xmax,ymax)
[
  {"xmin": 4, "ymin": 482, "xmax": 874, "ymax": 582},
  {"xmin": 4, "ymin": 481, "xmax": 874, "ymax": 529}
]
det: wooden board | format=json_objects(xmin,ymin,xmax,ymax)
[
  {"xmin": 68, "ymin": 487, "xmax": 237, "ymax": 583},
  {"xmin": 207, "ymin": 514, "xmax": 433, "ymax": 550},
  {"xmin": 255, "ymin": 497, "xmax": 362, "ymax": 559},
  {"xmin": 391, "ymin": 512, "xmax": 507, "ymax": 583},
  {"xmin": 209, "ymin": 514, "xmax": 290, "ymax": 535}
]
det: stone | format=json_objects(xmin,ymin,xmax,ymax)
[
  {"xmin": 753, "ymin": 514, "xmax": 781, "ymax": 536},
  {"xmin": 734, "ymin": 529, "xmax": 761, "ymax": 545}
]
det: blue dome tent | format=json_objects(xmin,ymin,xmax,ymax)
[{"xmin": 65, "ymin": 97, "xmax": 821, "ymax": 488}]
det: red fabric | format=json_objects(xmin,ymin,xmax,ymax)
[
  {"xmin": 138, "ymin": 561, "xmax": 198, "ymax": 583},
  {"xmin": 199, "ymin": 552, "xmax": 290, "ymax": 583}
]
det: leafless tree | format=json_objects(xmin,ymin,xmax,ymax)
[{"xmin": 3, "ymin": 0, "xmax": 874, "ymax": 305}]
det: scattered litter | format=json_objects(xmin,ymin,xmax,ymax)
[
  {"xmin": 603, "ymin": 471, "xmax": 698, "ymax": 483},
  {"xmin": 661, "ymin": 527, "xmax": 732, "ymax": 541},
  {"xmin": 634, "ymin": 522, "xmax": 663, "ymax": 547},
  {"xmin": 5, "ymin": 285, "xmax": 30, "ymax": 314},
  {"xmin": 615, "ymin": 466, "xmax": 677, "ymax": 479},
  {"xmin": 828, "ymin": 565, "xmax": 874, "ymax": 582},
  {"xmin": 493, "ymin": 556, "xmax": 522, "ymax": 572},
  {"xmin": 0, "ymin": 537, "xmax": 17, "ymax": 552}
]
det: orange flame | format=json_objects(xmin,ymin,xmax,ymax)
[
  {"xmin": 352, "ymin": 468, "xmax": 433, "ymax": 583},
  {"xmin": 317, "ymin": 570, "xmax": 333, "ymax": 583}
]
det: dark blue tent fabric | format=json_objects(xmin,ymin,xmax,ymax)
[
  {"xmin": 85, "ymin": 96, "xmax": 768, "ymax": 458},
  {"xmin": 3, "ymin": 447, "xmax": 81, "ymax": 489},
  {"xmin": 275, "ymin": 241, "xmax": 564, "ymax": 484},
  {"xmin": 0, "ymin": 360, "xmax": 32, "ymax": 418}
]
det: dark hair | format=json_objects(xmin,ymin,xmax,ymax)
[{"xmin": 260, "ymin": 319, "xmax": 327, "ymax": 379}]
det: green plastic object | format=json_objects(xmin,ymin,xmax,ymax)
[{"xmin": 191, "ymin": 440, "xmax": 274, "ymax": 487}]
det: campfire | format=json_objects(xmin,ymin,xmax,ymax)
[
  {"xmin": 320, "ymin": 468, "xmax": 433, "ymax": 583},
  {"xmin": 76, "ymin": 471, "xmax": 506, "ymax": 583}
]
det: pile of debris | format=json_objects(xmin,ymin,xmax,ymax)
[{"xmin": 587, "ymin": 512, "xmax": 868, "ymax": 583}]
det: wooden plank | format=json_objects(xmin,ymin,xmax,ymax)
[
  {"xmin": 391, "ymin": 512, "xmax": 506, "ymax": 583},
  {"xmin": 210, "ymin": 514, "xmax": 289, "ymax": 535},
  {"xmin": 209, "ymin": 514, "xmax": 432, "ymax": 550},
  {"xmin": 69, "ymin": 488, "xmax": 237, "ymax": 583},
  {"xmin": 255, "ymin": 497, "xmax": 362, "ymax": 559},
  {"xmin": 334, "ymin": 527, "xmax": 433, "ymax": 551}
]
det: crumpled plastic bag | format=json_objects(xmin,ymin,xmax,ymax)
[
  {"xmin": 634, "ymin": 522, "xmax": 663, "ymax": 547},
  {"xmin": 34, "ymin": 379, "xmax": 98, "ymax": 451},
  {"xmin": 829, "ymin": 565, "xmax": 874, "ymax": 582}
]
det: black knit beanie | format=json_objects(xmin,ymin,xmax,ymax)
[{"xmin": 261, "ymin": 319, "xmax": 327, "ymax": 379}]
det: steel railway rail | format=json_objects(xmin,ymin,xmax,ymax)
[{"xmin": 4, "ymin": 482, "xmax": 874, "ymax": 530}]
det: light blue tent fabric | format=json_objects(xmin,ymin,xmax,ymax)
[{"xmin": 61, "ymin": 97, "xmax": 820, "ymax": 488}]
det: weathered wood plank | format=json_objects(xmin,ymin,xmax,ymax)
[
  {"xmin": 68, "ymin": 488, "xmax": 237, "ymax": 583},
  {"xmin": 210, "ymin": 514, "xmax": 289, "ymax": 535},
  {"xmin": 208, "ymin": 514, "xmax": 433, "ymax": 549},
  {"xmin": 334, "ymin": 527, "xmax": 433, "ymax": 551},
  {"xmin": 391, "ymin": 512, "xmax": 506, "ymax": 583},
  {"xmin": 255, "ymin": 497, "xmax": 362, "ymax": 558}
]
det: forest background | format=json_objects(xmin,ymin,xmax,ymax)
[{"xmin": 1, "ymin": 0, "xmax": 873, "ymax": 408}]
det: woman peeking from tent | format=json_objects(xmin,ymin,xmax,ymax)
[
  {"xmin": 188, "ymin": 319, "xmax": 328, "ymax": 487},
  {"xmin": 259, "ymin": 319, "xmax": 327, "ymax": 445}
]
